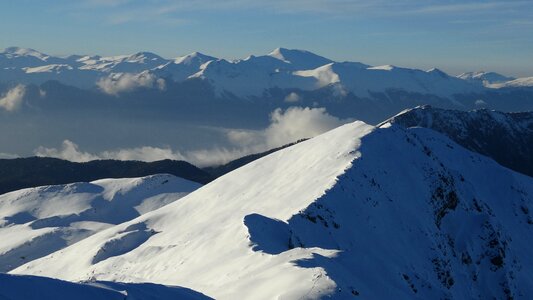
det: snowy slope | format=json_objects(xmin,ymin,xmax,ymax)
[
  {"xmin": 79, "ymin": 52, "xmax": 169, "ymax": 73},
  {"xmin": 268, "ymin": 47, "xmax": 333, "ymax": 70},
  {"xmin": 457, "ymin": 71, "xmax": 533, "ymax": 89},
  {"xmin": 490, "ymin": 77, "xmax": 533, "ymax": 88},
  {"xmin": 383, "ymin": 105, "xmax": 533, "ymax": 177},
  {"xmin": 457, "ymin": 71, "xmax": 515, "ymax": 86},
  {"xmin": 189, "ymin": 56, "xmax": 308, "ymax": 97},
  {"xmin": 0, "ymin": 47, "xmax": 69, "ymax": 68},
  {"xmin": 192, "ymin": 56, "xmax": 481, "ymax": 98},
  {"xmin": 293, "ymin": 64, "xmax": 480, "ymax": 98},
  {"xmin": 0, "ymin": 174, "xmax": 200, "ymax": 272},
  {"xmin": 12, "ymin": 121, "xmax": 533, "ymax": 299},
  {"xmin": 154, "ymin": 52, "xmax": 216, "ymax": 81},
  {"xmin": 0, "ymin": 273, "xmax": 211, "ymax": 300}
]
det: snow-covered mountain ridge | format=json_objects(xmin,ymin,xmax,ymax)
[
  {"xmin": 457, "ymin": 71, "xmax": 515, "ymax": 86},
  {"xmin": 384, "ymin": 105, "xmax": 533, "ymax": 178},
  {"xmin": 11, "ymin": 119, "xmax": 533, "ymax": 299},
  {"xmin": 1, "ymin": 46, "xmax": 530, "ymax": 98}
]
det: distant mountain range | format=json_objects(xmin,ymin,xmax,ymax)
[{"xmin": 1, "ymin": 46, "xmax": 531, "ymax": 98}]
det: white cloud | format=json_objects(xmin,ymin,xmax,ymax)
[
  {"xmin": 0, "ymin": 85, "xmax": 26, "ymax": 112},
  {"xmin": 34, "ymin": 107, "xmax": 350, "ymax": 167},
  {"xmin": 184, "ymin": 148, "xmax": 252, "ymax": 167},
  {"xmin": 284, "ymin": 92, "xmax": 301, "ymax": 103},
  {"xmin": 227, "ymin": 106, "xmax": 350, "ymax": 149},
  {"xmin": 35, "ymin": 140, "xmax": 101, "ymax": 162},
  {"xmin": 206, "ymin": 107, "xmax": 350, "ymax": 163},
  {"xmin": 265, "ymin": 107, "xmax": 349, "ymax": 148},
  {"xmin": 97, "ymin": 72, "xmax": 166, "ymax": 95}
]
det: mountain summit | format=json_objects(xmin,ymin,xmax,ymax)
[{"xmin": 268, "ymin": 47, "xmax": 333, "ymax": 70}]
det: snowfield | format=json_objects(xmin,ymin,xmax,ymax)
[
  {"xmin": 490, "ymin": 76, "xmax": 533, "ymax": 88},
  {"xmin": 8, "ymin": 120, "xmax": 533, "ymax": 299},
  {"xmin": 0, "ymin": 174, "xmax": 201, "ymax": 272}
]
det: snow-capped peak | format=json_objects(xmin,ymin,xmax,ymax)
[
  {"xmin": 3, "ymin": 47, "xmax": 50, "ymax": 61},
  {"xmin": 174, "ymin": 52, "xmax": 216, "ymax": 65},
  {"xmin": 126, "ymin": 51, "xmax": 165, "ymax": 63},
  {"xmin": 267, "ymin": 47, "xmax": 333, "ymax": 70},
  {"xmin": 426, "ymin": 68, "xmax": 449, "ymax": 77}
]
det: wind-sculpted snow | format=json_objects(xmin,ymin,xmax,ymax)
[
  {"xmin": 0, "ymin": 174, "xmax": 200, "ymax": 272},
  {"xmin": 92, "ymin": 222, "xmax": 158, "ymax": 264},
  {"xmin": 11, "ymin": 120, "xmax": 533, "ymax": 299}
]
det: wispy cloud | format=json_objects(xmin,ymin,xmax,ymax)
[
  {"xmin": 47, "ymin": 0, "xmax": 523, "ymax": 39},
  {"xmin": 0, "ymin": 85, "xmax": 26, "ymax": 112},
  {"xmin": 79, "ymin": 0, "xmax": 532, "ymax": 17},
  {"xmin": 105, "ymin": 6, "xmax": 188, "ymax": 25},
  {"xmin": 404, "ymin": 1, "xmax": 528, "ymax": 15}
]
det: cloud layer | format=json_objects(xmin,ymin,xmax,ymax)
[
  {"xmin": 0, "ymin": 85, "xmax": 26, "ymax": 112},
  {"xmin": 34, "ymin": 107, "xmax": 350, "ymax": 166}
]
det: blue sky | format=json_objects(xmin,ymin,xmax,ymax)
[{"xmin": 1, "ymin": 0, "xmax": 532, "ymax": 76}]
